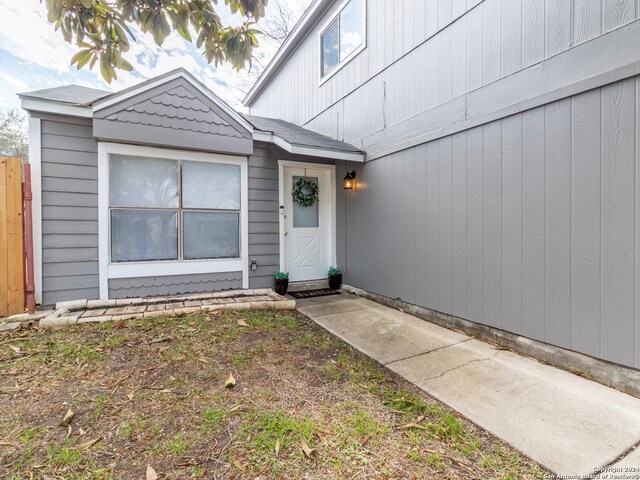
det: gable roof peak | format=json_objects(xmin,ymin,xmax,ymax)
[{"xmin": 93, "ymin": 68, "xmax": 254, "ymax": 134}]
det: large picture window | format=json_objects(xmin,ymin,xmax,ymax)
[
  {"xmin": 109, "ymin": 154, "xmax": 241, "ymax": 263},
  {"xmin": 320, "ymin": 0, "xmax": 365, "ymax": 79}
]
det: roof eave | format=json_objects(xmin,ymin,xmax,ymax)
[
  {"xmin": 253, "ymin": 130, "xmax": 364, "ymax": 162},
  {"xmin": 19, "ymin": 97, "xmax": 93, "ymax": 118},
  {"xmin": 243, "ymin": 0, "xmax": 334, "ymax": 107}
]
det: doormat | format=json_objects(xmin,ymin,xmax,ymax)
[{"xmin": 289, "ymin": 289, "xmax": 341, "ymax": 299}]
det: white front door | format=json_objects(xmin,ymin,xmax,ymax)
[{"xmin": 281, "ymin": 162, "xmax": 335, "ymax": 282}]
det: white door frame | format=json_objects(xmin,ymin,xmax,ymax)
[{"xmin": 278, "ymin": 160, "xmax": 337, "ymax": 277}]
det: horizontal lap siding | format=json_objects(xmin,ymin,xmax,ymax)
[
  {"xmin": 248, "ymin": 145, "xmax": 281, "ymax": 289},
  {"xmin": 340, "ymin": 77, "xmax": 640, "ymax": 369},
  {"xmin": 40, "ymin": 117, "xmax": 99, "ymax": 306}
]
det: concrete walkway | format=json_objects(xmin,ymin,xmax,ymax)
[{"xmin": 297, "ymin": 292, "xmax": 640, "ymax": 476}]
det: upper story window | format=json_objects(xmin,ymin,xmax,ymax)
[{"xmin": 320, "ymin": 0, "xmax": 366, "ymax": 81}]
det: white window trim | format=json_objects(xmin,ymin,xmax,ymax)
[
  {"xmin": 98, "ymin": 142, "xmax": 249, "ymax": 299},
  {"xmin": 318, "ymin": 0, "xmax": 367, "ymax": 86}
]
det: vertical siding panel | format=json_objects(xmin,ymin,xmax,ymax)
[
  {"xmin": 387, "ymin": 152, "xmax": 402, "ymax": 297},
  {"xmin": 385, "ymin": 155, "xmax": 398, "ymax": 295},
  {"xmin": 483, "ymin": 0, "xmax": 502, "ymax": 85},
  {"xmin": 384, "ymin": 0, "xmax": 395, "ymax": 66},
  {"xmin": 425, "ymin": 39, "xmax": 439, "ymax": 110},
  {"xmin": 502, "ymin": 0, "xmax": 523, "ymax": 76},
  {"xmin": 466, "ymin": 127, "xmax": 484, "ymax": 325},
  {"xmin": 414, "ymin": 0, "xmax": 427, "ymax": 45},
  {"xmin": 403, "ymin": 149, "xmax": 417, "ymax": 302},
  {"xmin": 501, "ymin": 114, "xmax": 524, "ymax": 334},
  {"xmin": 522, "ymin": 107, "xmax": 546, "ymax": 341},
  {"xmin": 483, "ymin": 121, "xmax": 502, "ymax": 328},
  {"xmin": 466, "ymin": 5, "xmax": 484, "ymax": 92},
  {"xmin": 438, "ymin": 0, "xmax": 453, "ymax": 29},
  {"xmin": 601, "ymin": 80, "xmax": 636, "ymax": 366},
  {"xmin": 439, "ymin": 137, "xmax": 454, "ymax": 313},
  {"xmin": 545, "ymin": 99, "xmax": 572, "ymax": 347},
  {"xmin": 415, "ymin": 144, "xmax": 429, "ymax": 305},
  {"xmin": 365, "ymin": 159, "xmax": 381, "ymax": 294},
  {"xmin": 452, "ymin": 132, "xmax": 468, "ymax": 319},
  {"xmin": 404, "ymin": 0, "xmax": 415, "ymax": 52},
  {"xmin": 522, "ymin": 0, "xmax": 545, "ymax": 67},
  {"xmin": 413, "ymin": 45, "xmax": 427, "ymax": 116},
  {"xmin": 603, "ymin": 0, "xmax": 636, "ymax": 32},
  {"xmin": 636, "ymin": 77, "xmax": 640, "ymax": 368},
  {"xmin": 574, "ymin": 0, "xmax": 603, "ymax": 44},
  {"xmin": 453, "ymin": 0, "xmax": 466, "ymax": 19},
  {"xmin": 546, "ymin": 0, "xmax": 572, "ymax": 56},
  {"xmin": 426, "ymin": 0, "xmax": 438, "ymax": 37},
  {"xmin": 437, "ymin": 26, "xmax": 453, "ymax": 104},
  {"xmin": 426, "ymin": 142, "xmax": 440, "ymax": 309},
  {"xmin": 571, "ymin": 89, "xmax": 602, "ymax": 357},
  {"xmin": 393, "ymin": 0, "xmax": 405, "ymax": 61},
  {"xmin": 451, "ymin": 16, "xmax": 467, "ymax": 99}
]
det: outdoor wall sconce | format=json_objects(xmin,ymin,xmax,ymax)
[{"xmin": 343, "ymin": 171, "xmax": 356, "ymax": 190}]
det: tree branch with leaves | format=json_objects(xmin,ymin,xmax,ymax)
[{"xmin": 43, "ymin": 0, "xmax": 268, "ymax": 83}]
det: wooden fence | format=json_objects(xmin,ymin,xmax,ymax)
[{"xmin": 0, "ymin": 157, "xmax": 24, "ymax": 316}]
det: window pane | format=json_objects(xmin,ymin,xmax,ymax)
[
  {"xmin": 321, "ymin": 20, "xmax": 339, "ymax": 77},
  {"xmin": 293, "ymin": 176, "xmax": 319, "ymax": 228},
  {"xmin": 340, "ymin": 0, "xmax": 364, "ymax": 60},
  {"xmin": 183, "ymin": 211, "xmax": 240, "ymax": 259},
  {"xmin": 111, "ymin": 210, "xmax": 178, "ymax": 262},
  {"xmin": 110, "ymin": 154, "xmax": 179, "ymax": 208},
  {"xmin": 182, "ymin": 161, "xmax": 241, "ymax": 210}
]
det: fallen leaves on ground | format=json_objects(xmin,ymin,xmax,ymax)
[{"xmin": 224, "ymin": 373, "xmax": 236, "ymax": 388}]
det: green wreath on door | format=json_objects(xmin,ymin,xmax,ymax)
[{"xmin": 291, "ymin": 177, "xmax": 319, "ymax": 207}]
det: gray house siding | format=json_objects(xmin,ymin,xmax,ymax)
[
  {"xmin": 37, "ymin": 114, "xmax": 100, "ymax": 306},
  {"xmin": 35, "ymin": 114, "xmax": 334, "ymax": 303},
  {"xmin": 248, "ymin": 145, "xmax": 280, "ymax": 289},
  {"xmin": 247, "ymin": 143, "xmax": 335, "ymax": 289},
  {"xmin": 108, "ymin": 272, "xmax": 242, "ymax": 298},
  {"xmin": 335, "ymin": 76, "xmax": 640, "ymax": 369},
  {"xmin": 249, "ymin": 0, "xmax": 640, "ymax": 146},
  {"xmin": 247, "ymin": 0, "xmax": 640, "ymax": 370}
]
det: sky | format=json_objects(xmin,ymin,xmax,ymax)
[{"xmin": 0, "ymin": 0, "xmax": 307, "ymax": 112}]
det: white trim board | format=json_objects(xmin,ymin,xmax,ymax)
[
  {"xmin": 98, "ymin": 142, "xmax": 249, "ymax": 299},
  {"xmin": 277, "ymin": 160, "xmax": 337, "ymax": 276},
  {"xmin": 254, "ymin": 131, "xmax": 364, "ymax": 162},
  {"xmin": 28, "ymin": 116, "xmax": 43, "ymax": 304},
  {"xmin": 21, "ymin": 98, "xmax": 92, "ymax": 118}
]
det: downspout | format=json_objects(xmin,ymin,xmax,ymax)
[{"xmin": 23, "ymin": 164, "xmax": 36, "ymax": 313}]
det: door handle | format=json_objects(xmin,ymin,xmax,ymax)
[{"xmin": 284, "ymin": 231, "xmax": 288, "ymax": 237}]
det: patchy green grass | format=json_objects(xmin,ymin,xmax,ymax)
[{"xmin": 0, "ymin": 309, "xmax": 547, "ymax": 479}]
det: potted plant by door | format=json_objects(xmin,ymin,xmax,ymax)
[
  {"xmin": 274, "ymin": 271, "xmax": 289, "ymax": 295},
  {"xmin": 328, "ymin": 267, "xmax": 342, "ymax": 290}
]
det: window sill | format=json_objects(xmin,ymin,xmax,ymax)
[{"xmin": 107, "ymin": 259, "xmax": 244, "ymax": 279}]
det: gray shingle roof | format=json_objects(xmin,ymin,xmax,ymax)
[
  {"xmin": 19, "ymin": 85, "xmax": 111, "ymax": 106},
  {"xmin": 19, "ymin": 82, "xmax": 362, "ymax": 154},
  {"xmin": 242, "ymin": 114, "xmax": 363, "ymax": 153}
]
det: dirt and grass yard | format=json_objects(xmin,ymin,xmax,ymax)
[{"xmin": 1, "ymin": 309, "xmax": 547, "ymax": 479}]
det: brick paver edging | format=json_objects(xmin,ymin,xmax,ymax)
[{"xmin": 39, "ymin": 289, "xmax": 295, "ymax": 328}]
